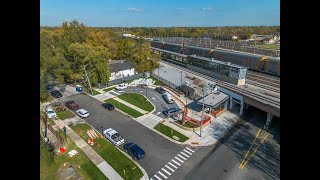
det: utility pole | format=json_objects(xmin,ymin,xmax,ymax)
[
  {"xmin": 83, "ymin": 65, "xmax": 94, "ymax": 95},
  {"xmin": 200, "ymin": 86, "xmax": 205, "ymax": 137}
]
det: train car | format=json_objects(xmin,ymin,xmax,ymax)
[{"xmin": 150, "ymin": 40, "xmax": 280, "ymax": 76}]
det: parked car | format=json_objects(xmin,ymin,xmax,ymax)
[
  {"xmin": 162, "ymin": 93, "xmax": 175, "ymax": 104},
  {"xmin": 115, "ymin": 83, "xmax": 129, "ymax": 90},
  {"xmin": 155, "ymin": 86, "xmax": 166, "ymax": 94},
  {"xmin": 123, "ymin": 143, "xmax": 145, "ymax": 160},
  {"xmin": 163, "ymin": 108, "xmax": 182, "ymax": 117},
  {"xmin": 76, "ymin": 109, "xmax": 89, "ymax": 118},
  {"xmin": 103, "ymin": 128, "xmax": 124, "ymax": 146},
  {"xmin": 65, "ymin": 101, "xmax": 79, "ymax": 110},
  {"xmin": 50, "ymin": 90, "xmax": 62, "ymax": 98},
  {"xmin": 45, "ymin": 107, "xmax": 57, "ymax": 119},
  {"xmin": 102, "ymin": 103, "xmax": 114, "ymax": 110}
]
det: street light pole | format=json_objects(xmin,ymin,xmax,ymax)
[
  {"xmin": 200, "ymin": 86, "xmax": 205, "ymax": 137},
  {"xmin": 83, "ymin": 65, "xmax": 94, "ymax": 95}
]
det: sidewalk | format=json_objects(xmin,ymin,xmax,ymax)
[
  {"xmin": 54, "ymin": 120, "xmax": 124, "ymax": 180},
  {"xmin": 112, "ymin": 97, "xmax": 149, "ymax": 114},
  {"xmin": 160, "ymin": 110, "xmax": 241, "ymax": 146}
]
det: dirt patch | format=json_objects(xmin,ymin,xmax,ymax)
[
  {"xmin": 56, "ymin": 162, "xmax": 81, "ymax": 180},
  {"xmin": 64, "ymin": 118, "xmax": 86, "ymax": 127}
]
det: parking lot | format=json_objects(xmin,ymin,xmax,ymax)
[
  {"xmin": 52, "ymin": 93, "xmax": 186, "ymax": 177},
  {"xmin": 114, "ymin": 87, "xmax": 180, "ymax": 118}
]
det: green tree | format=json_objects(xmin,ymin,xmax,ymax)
[{"xmin": 40, "ymin": 138, "xmax": 55, "ymax": 166}]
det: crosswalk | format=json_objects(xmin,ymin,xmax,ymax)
[
  {"xmin": 109, "ymin": 90, "xmax": 121, "ymax": 95},
  {"xmin": 148, "ymin": 114, "xmax": 163, "ymax": 123},
  {"xmin": 150, "ymin": 147, "xmax": 196, "ymax": 180}
]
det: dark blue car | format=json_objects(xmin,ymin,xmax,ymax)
[{"xmin": 123, "ymin": 143, "xmax": 145, "ymax": 160}]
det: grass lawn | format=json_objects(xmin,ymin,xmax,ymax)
[
  {"xmin": 40, "ymin": 133, "xmax": 108, "ymax": 180},
  {"xmin": 70, "ymin": 123, "xmax": 143, "ymax": 180},
  {"xmin": 82, "ymin": 85, "xmax": 101, "ymax": 96},
  {"xmin": 117, "ymin": 93, "xmax": 154, "ymax": 112},
  {"xmin": 57, "ymin": 110, "xmax": 75, "ymax": 120},
  {"xmin": 149, "ymin": 76, "xmax": 165, "ymax": 86},
  {"xmin": 176, "ymin": 120, "xmax": 199, "ymax": 128},
  {"xmin": 103, "ymin": 86, "xmax": 116, "ymax": 92},
  {"xmin": 253, "ymin": 44, "xmax": 280, "ymax": 50},
  {"xmin": 154, "ymin": 123, "xmax": 189, "ymax": 143},
  {"xmin": 105, "ymin": 98, "xmax": 144, "ymax": 118}
]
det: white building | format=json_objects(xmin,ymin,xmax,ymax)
[
  {"xmin": 109, "ymin": 60, "xmax": 135, "ymax": 81},
  {"xmin": 232, "ymin": 35, "xmax": 238, "ymax": 40},
  {"xmin": 122, "ymin": 34, "xmax": 135, "ymax": 38}
]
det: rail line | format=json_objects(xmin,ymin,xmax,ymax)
[
  {"xmin": 160, "ymin": 59, "xmax": 280, "ymax": 109},
  {"xmin": 246, "ymin": 76, "xmax": 280, "ymax": 89}
]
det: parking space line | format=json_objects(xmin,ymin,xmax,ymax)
[
  {"xmin": 186, "ymin": 147, "xmax": 195, "ymax": 153},
  {"xmin": 171, "ymin": 159, "xmax": 181, "ymax": 166},
  {"xmin": 178, "ymin": 154, "xmax": 187, "ymax": 160},
  {"xmin": 168, "ymin": 162, "xmax": 178, "ymax": 169},
  {"xmin": 158, "ymin": 171, "xmax": 168, "ymax": 179},
  {"xmin": 165, "ymin": 165, "xmax": 175, "ymax": 172}
]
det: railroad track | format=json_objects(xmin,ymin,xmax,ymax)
[
  {"xmin": 247, "ymin": 71, "xmax": 280, "ymax": 84},
  {"xmin": 246, "ymin": 76, "xmax": 280, "ymax": 89},
  {"xmin": 160, "ymin": 59, "xmax": 280, "ymax": 109},
  {"xmin": 246, "ymin": 80, "xmax": 280, "ymax": 94}
]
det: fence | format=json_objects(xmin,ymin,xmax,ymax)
[
  {"xmin": 98, "ymin": 73, "xmax": 145, "ymax": 88},
  {"xmin": 40, "ymin": 114, "xmax": 65, "ymax": 145}
]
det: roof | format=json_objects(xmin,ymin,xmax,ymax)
[
  {"xmin": 197, "ymin": 91, "xmax": 229, "ymax": 108},
  {"xmin": 103, "ymin": 128, "xmax": 117, "ymax": 135},
  {"xmin": 109, "ymin": 60, "xmax": 134, "ymax": 73}
]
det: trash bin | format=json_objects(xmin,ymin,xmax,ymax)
[{"xmin": 76, "ymin": 85, "xmax": 82, "ymax": 92}]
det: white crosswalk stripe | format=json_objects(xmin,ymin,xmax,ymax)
[
  {"xmin": 168, "ymin": 162, "xmax": 178, "ymax": 169},
  {"xmin": 158, "ymin": 171, "xmax": 168, "ymax": 179},
  {"xmin": 175, "ymin": 156, "xmax": 184, "ymax": 163},
  {"xmin": 162, "ymin": 168, "xmax": 171, "ymax": 176},
  {"xmin": 171, "ymin": 159, "xmax": 181, "ymax": 166},
  {"xmin": 178, "ymin": 154, "xmax": 187, "ymax": 160},
  {"xmin": 165, "ymin": 165, "xmax": 175, "ymax": 172},
  {"xmin": 110, "ymin": 90, "xmax": 120, "ymax": 95},
  {"xmin": 186, "ymin": 147, "xmax": 195, "ymax": 153},
  {"xmin": 153, "ymin": 175, "xmax": 162, "ymax": 180},
  {"xmin": 150, "ymin": 147, "xmax": 196, "ymax": 180},
  {"xmin": 183, "ymin": 149, "xmax": 193, "ymax": 155},
  {"xmin": 149, "ymin": 114, "xmax": 163, "ymax": 122},
  {"xmin": 180, "ymin": 151, "xmax": 190, "ymax": 158}
]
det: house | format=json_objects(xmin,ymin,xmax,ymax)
[
  {"xmin": 122, "ymin": 34, "xmax": 135, "ymax": 38},
  {"xmin": 249, "ymin": 34, "xmax": 272, "ymax": 42},
  {"xmin": 109, "ymin": 60, "xmax": 135, "ymax": 81},
  {"xmin": 232, "ymin": 35, "xmax": 238, "ymax": 40}
]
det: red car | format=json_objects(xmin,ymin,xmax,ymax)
[{"xmin": 65, "ymin": 101, "xmax": 79, "ymax": 110}]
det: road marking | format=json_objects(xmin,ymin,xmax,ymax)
[
  {"xmin": 158, "ymin": 171, "xmax": 168, "ymax": 179},
  {"xmin": 180, "ymin": 152, "xmax": 190, "ymax": 158},
  {"xmin": 162, "ymin": 168, "xmax": 171, "ymax": 175},
  {"xmin": 165, "ymin": 165, "xmax": 175, "ymax": 172},
  {"xmin": 152, "ymin": 97, "xmax": 156, "ymax": 100},
  {"xmin": 186, "ymin": 147, "xmax": 195, "ymax": 153},
  {"xmin": 168, "ymin": 162, "xmax": 178, "ymax": 169},
  {"xmin": 156, "ymin": 112, "xmax": 161, "ymax": 115},
  {"xmin": 153, "ymin": 175, "xmax": 162, "ymax": 180},
  {"xmin": 175, "ymin": 156, "xmax": 184, "ymax": 163},
  {"xmin": 183, "ymin": 149, "xmax": 193, "ymax": 155},
  {"xmin": 171, "ymin": 159, "xmax": 181, "ymax": 166},
  {"xmin": 178, "ymin": 154, "xmax": 187, "ymax": 160},
  {"xmin": 110, "ymin": 90, "xmax": 120, "ymax": 95}
]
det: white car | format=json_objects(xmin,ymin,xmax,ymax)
[
  {"xmin": 45, "ymin": 107, "xmax": 57, "ymax": 119},
  {"xmin": 103, "ymin": 128, "xmax": 125, "ymax": 146},
  {"xmin": 76, "ymin": 109, "xmax": 89, "ymax": 118},
  {"xmin": 115, "ymin": 83, "xmax": 129, "ymax": 90}
]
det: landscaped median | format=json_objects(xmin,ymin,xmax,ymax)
[
  {"xmin": 56, "ymin": 109, "xmax": 75, "ymax": 120},
  {"xmin": 154, "ymin": 123, "xmax": 189, "ymax": 143},
  {"xmin": 70, "ymin": 123, "xmax": 143, "ymax": 180},
  {"xmin": 117, "ymin": 93, "xmax": 154, "ymax": 112},
  {"xmin": 105, "ymin": 98, "xmax": 144, "ymax": 118}
]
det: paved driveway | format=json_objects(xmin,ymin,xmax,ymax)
[{"xmin": 52, "ymin": 93, "xmax": 185, "ymax": 177}]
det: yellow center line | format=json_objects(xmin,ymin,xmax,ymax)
[
  {"xmin": 240, "ymin": 131, "xmax": 270, "ymax": 170},
  {"xmin": 239, "ymin": 127, "xmax": 262, "ymax": 168}
]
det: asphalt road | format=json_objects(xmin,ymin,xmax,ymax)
[
  {"xmin": 52, "ymin": 93, "xmax": 186, "ymax": 177},
  {"xmin": 176, "ymin": 109, "xmax": 280, "ymax": 180},
  {"xmin": 115, "ymin": 87, "xmax": 180, "ymax": 118}
]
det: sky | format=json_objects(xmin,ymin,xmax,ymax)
[{"xmin": 40, "ymin": 0, "xmax": 280, "ymax": 27}]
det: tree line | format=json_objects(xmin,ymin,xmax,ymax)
[{"xmin": 40, "ymin": 20, "xmax": 160, "ymax": 102}]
